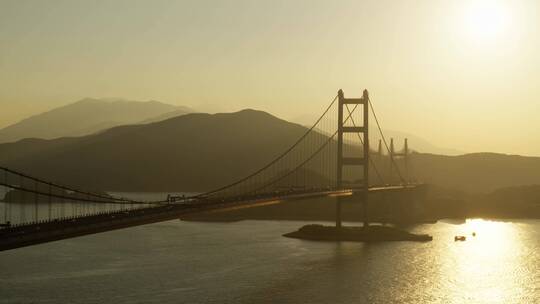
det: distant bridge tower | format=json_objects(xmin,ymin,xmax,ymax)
[
  {"xmin": 336, "ymin": 89, "xmax": 369, "ymax": 228},
  {"xmin": 389, "ymin": 138, "xmax": 409, "ymax": 184}
]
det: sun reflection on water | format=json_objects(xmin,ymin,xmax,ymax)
[
  {"xmin": 463, "ymin": 219, "xmax": 516, "ymax": 255},
  {"xmin": 443, "ymin": 219, "xmax": 526, "ymax": 303}
]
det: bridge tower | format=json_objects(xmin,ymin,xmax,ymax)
[
  {"xmin": 389, "ymin": 138, "xmax": 409, "ymax": 184},
  {"xmin": 336, "ymin": 89, "xmax": 370, "ymax": 228},
  {"xmin": 404, "ymin": 138, "xmax": 409, "ymax": 182}
]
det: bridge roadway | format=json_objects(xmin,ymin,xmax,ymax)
[{"xmin": 0, "ymin": 185, "xmax": 418, "ymax": 251}]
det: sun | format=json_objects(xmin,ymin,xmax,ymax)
[{"xmin": 462, "ymin": 1, "xmax": 510, "ymax": 43}]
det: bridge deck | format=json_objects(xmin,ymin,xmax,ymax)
[{"xmin": 0, "ymin": 185, "xmax": 419, "ymax": 251}]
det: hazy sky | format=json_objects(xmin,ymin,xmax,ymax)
[{"xmin": 1, "ymin": 0, "xmax": 539, "ymax": 155}]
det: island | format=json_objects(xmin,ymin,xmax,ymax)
[{"xmin": 283, "ymin": 224, "xmax": 433, "ymax": 242}]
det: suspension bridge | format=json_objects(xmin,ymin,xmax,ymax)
[{"xmin": 0, "ymin": 89, "xmax": 418, "ymax": 251}]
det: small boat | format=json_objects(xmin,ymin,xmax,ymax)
[{"xmin": 454, "ymin": 235, "xmax": 466, "ymax": 241}]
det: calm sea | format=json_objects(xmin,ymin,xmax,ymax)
[{"xmin": 1, "ymin": 216, "xmax": 539, "ymax": 303}]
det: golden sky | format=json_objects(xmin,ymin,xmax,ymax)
[{"xmin": 0, "ymin": 0, "xmax": 539, "ymax": 155}]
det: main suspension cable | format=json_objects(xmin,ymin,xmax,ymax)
[
  {"xmin": 196, "ymin": 94, "xmax": 339, "ymax": 199},
  {"xmin": 367, "ymin": 97, "xmax": 407, "ymax": 184},
  {"xmin": 246, "ymin": 103, "xmax": 361, "ymax": 194}
]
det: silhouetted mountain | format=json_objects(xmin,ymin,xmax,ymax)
[
  {"xmin": 487, "ymin": 185, "xmax": 540, "ymax": 204},
  {"xmin": 0, "ymin": 110, "xmax": 538, "ymax": 194},
  {"xmin": 0, "ymin": 110, "xmax": 311, "ymax": 191},
  {"xmin": 409, "ymin": 153, "xmax": 540, "ymax": 193},
  {"xmin": 139, "ymin": 107, "xmax": 195, "ymax": 124},
  {"xmin": 0, "ymin": 98, "xmax": 191, "ymax": 143}
]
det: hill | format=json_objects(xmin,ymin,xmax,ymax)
[
  {"xmin": 0, "ymin": 98, "xmax": 191, "ymax": 143},
  {"xmin": 139, "ymin": 107, "xmax": 194, "ymax": 124},
  {"xmin": 0, "ymin": 109, "xmax": 539, "ymax": 193},
  {"xmin": 409, "ymin": 152, "xmax": 540, "ymax": 193},
  {"xmin": 0, "ymin": 110, "xmax": 309, "ymax": 191}
]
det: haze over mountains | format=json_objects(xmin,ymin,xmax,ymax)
[
  {"xmin": 0, "ymin": 109, "xmax": 538, "ymax": 194},
  {"xmin": 378, "ymin": 130, "xmax": 464, "ymax": 156},
  {"xmin": 0, "ymin": 110, "xmax": 307, "ymax": 191},
  {"xmin": 0, "ymin": 98, "xmax": 192, "ymax": 144},
  {"xmin": 296, "ymin": 115, "xmax": 464, "ymax": 156},
  {"xmin": 2, "ymin": 99, "xmax": 461, "ymax": 156}
]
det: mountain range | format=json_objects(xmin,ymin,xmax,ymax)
[
  {"xmin": 0, "ymin": 110, "xmax": 307, "ymax": 191},
  {"xmin": 0, "ymin": 98, "xmax": 192, "ymax": 143},
  {"xmin": 2, "ymin": 99, "xmax": 463, "ymax": 156},
  {"xmin": 0, "ymin": 109, "xmax": 539, "ymax": 193}
]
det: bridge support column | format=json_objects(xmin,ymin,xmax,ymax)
[
  {"xmin": 362, "ymin": 89, "xmax": 370, "ymax": 228},
  {"xmin": 389, "ymin": 138, "xmax": 409, "ymax": 185},
  {"xmin": 336, "ymin": 197, "xmax": 342, "ymax": 228},
  {"xmin": 389, "ymin": 138, "xmax": 394, "ymax": 184},
  {"xmin": 404, "ymin": 138, "xmax": 409, "ymax": 182},
  {"xmin": 336, "ymin": 89, "xmax": 370, "ymax": 228}
]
